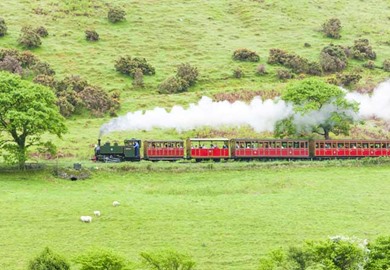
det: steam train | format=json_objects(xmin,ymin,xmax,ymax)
[{"xmin": 94, "ymin": 138, "xmax": 390, "ymax": 162}]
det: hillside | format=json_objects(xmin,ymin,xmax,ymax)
[{"xmin": 1, "ymin": 0, "xmax": 390, "ymax": 159}]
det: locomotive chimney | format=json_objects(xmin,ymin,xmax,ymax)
[{"xmin": 98, "ymin": 139, "xmax": 101, "ymax": 146}]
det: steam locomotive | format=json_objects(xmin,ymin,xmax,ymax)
[{"xmin": 94, "ymin": 138, "xmax": 390, "ymax": 162}]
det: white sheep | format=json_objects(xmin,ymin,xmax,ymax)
[
  {"xmin": 112, "ymin": 201, "xmax": 120, "ymax": 207},
  {"xmin": 93, "ymin": 210, "xmax": 101, "ymax": 216},
  {"xmin": 80, "ymin": 216, "xmax": 92, "ymax": 223}
]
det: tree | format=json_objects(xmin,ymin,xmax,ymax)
[
  {"xmin": 274, "ymin": 78, "xmax": 357, "ymax": 140},
  {"xmin": 0, "ymin": 71, "xmax": 67, "ymax": 168}
]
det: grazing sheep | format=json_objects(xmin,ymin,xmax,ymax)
[
  {"xmin": 94, "ymin": 210, "xmax": 101, "ymax": 216},
  {"xmin": 80, "ymin": 216, "xmax": 92, "ymax": 223},
  {"xmin": 112, "ymin": 201, "xmax": 120, "ymax": 207}
]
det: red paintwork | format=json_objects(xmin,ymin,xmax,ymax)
[
  {"xmin": 235, "ymin": 148, "xmax": 309, "ymax": 158},
  {"xmin": 315, "ymin": 147, "xmax": 390, "ymax": 157},
  {"xmin": 146, "ymin": 148, "xmax": 185, "ymax": 159},
  {"xmin": 190, "ymin": 148, "xmax": 229, "ymax": 158}
]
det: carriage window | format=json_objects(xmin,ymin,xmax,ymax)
[{"xmin": 288, "ymin": 142, "xmax": 293, "ymax": 148}]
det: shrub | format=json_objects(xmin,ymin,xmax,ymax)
[
  {"xmin": 336, "ymin": 72, "xmax": 362, "ymax": 86},
  {"xmin": 33, "ymin": 74, "xmax": 56, "ymax": 88},
  {"xmin": 233, "ymin": 67, "xmax": 244, "ymax": 78},
  {"xmin": 78, "ymin": 86, "xmax": 116, "ymax": 117},
  {"xmin": 75, "ymin": 248, "xmax": 126, "ymax": 270},
  {"xmin": 267, "ymin": 48, "xmax": 288, "ymax": 65},
  {"xmin": 57, "ymin": 75, "xmax": 88, "ymax": 92},
  {"xmin": 232, "ymin": 48, "xmax": 260, "ymax": 62},
  {"xmin": 115, "ymin": 55, "xmax": 155, "ymax": 78},
  {"xmin": 18, "ymin": 51, "xmax": 38, "ymax": 68},
  {"xmin": 320, "ymin": 44, "xmax": 347, "ymax": 72},
  {"xmin": 352, "ymin": 38, "xmax": 376, "ymax": 60},
  {"xmin": 18, "ymin": 26, "xmax": 42, "ymax": 48},
  {"xmin": 276, "ymin": 69, "xmax": 292, "ymax": 80},
  {"xmin": 140, "ymin": 250, "xmax": 196, "ymax": 270},
  {"xmin": 366, "ymin": 236, "xmax": 390, "ymax": 270},
  {"xmin": 304, "ymin": 42, "xmax": 311, "ymax": 47},
  {"xmin": 267, "ymin": 48, "xmax": 308, "ymax": 73},
  {"xmin": 322, "ymin": 18, "xmax": 341, "ymax": 39},
  {"xmin": 0, "ymin": 17, "xmax": 7, "ymax": 37},
  {"xmin": 132, "ymin": 68, "xmax": 144, "ymax": 88},
  {"xmin": 307, "ymin": 61, "xmax": 322, "ymax": 76},
  {"xmin": 256, "ymin": 64, "xmax": 267, "ymax": 75},
  {"xmin": 36, "ymin": 26, "xmax": 48, "ymax": 37},
  {"xmin": 158, "ymin": 76, "xmax": 188, "ymax": 94},
  {"xmin": 56, "ymin": 96, "xmax": 75, "ymax": 117},
  {"xmin": 363, "ymin": 60, "xmax": 375, "ymax": 69},
  {"xmin": 0, "ymin": 55, "xmax": 23, "ymax": 75},
  {"xmin": 28, "ymin": 247, "xmax": 70, "ymax": 270},
  {"xmin": 383, "ymin": 59, "xmax": 390, "ymax": 71},
  {"xmin": 85, "ymin": 29, "xmax": 99, "ymax": 41},
  {"xmin": 32, "ymin": 61, "xmax": 55, "ymax": 76},
  {"xmin": 108, "ymin": 7, "xmax": 126, "ymax": 23},
  {"xmin": 176, "ymin": 63, "xmax": 198, "ymax": 86}
]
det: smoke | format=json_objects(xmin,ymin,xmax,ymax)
[
  {"xmin": 346, "ymin": 80, "xmax": 390, "ymax": 121},
  {"xmin": 99, "ymin": 80, "xmax": 390, "ymax": 138},
  {"xmin": 99, "ymin": 97, "xmax": 293, "ymax": 137}
]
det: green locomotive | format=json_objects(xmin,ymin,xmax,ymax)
[{"xmin": 95, "ymin": 138, "xmax": 141, "ymax": 162}]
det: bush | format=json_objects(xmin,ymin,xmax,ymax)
[
  {"xmin": 363, "ymin": 60, "xmax": 376, "ymax": 69},
  {"xmin": 56, "ymin": 96, "xmax": 75, "ymax": 117},
  {"xmin": 28, "ymin": 247, "xmax": 70, "ymax": 270},
  {"xmin": 176, "ymin": 63, "xmax": 198, "ymax": 86},
  {"xmin": 32, "ymin": 61, "xmax": 55, "ymax": 76},
  {"xmin": 267, "ymin": 48, "xmax": 308, "ymax": 73},
  {"xmin": 36, "ymin": 26, "xmax": 48, "ymax": 37},
  {"xmin": 78, "ymin": 86, "xmax": 116, "ymax": 117},
  {"xmin": 115, "ymin": 55, "xmax": 155, "ymax": 78},
  {"xmin": 233, "ymin": 67, "xmax": 244, "ymax": 78},
  {"xmin": 75, "ymin": 248, "xmax": 126, "ymax": 270},
  {"xmin": 0, "ymin": 17, "xmax": 7, "ymax": 37},
  {"xmin": 256, "ymin": 64, "xmax": 267, "ymax": 75},
  {"xmin": 336, "ymin": 72, "xmax": 362, "ymax": 86},
  {"xmin": 352, "ymin": 38, "xmax": 376, "ymax": 60},
  {"xmin": 383, "ymin": 59, "xmax": 390, "ymax": 71},
  {"xmin": 18, "ymin": 51, "xmax": 38, "ymax": 67},
  {"xmin": 233, "ymin": 48, "xmax": 260, "ymax": 62},
  {"xmin": 322, "ymin": 18, "xmax": 341, "ymax": 39},
  {"xmin": 0, "ymin": 55, "xmax": 23, "ymax": 75},
  {"xmin": 307, "ymin": 61, "xmax": 322, "ymax": 76},
  {"xmin": 320, "ymin": 44, "xmax": 347, "ymax": 72},
  {"xmin": 132, "ymin": 68, "xmax": 144, "ymax": 88},
  {"xmin": 276, "ymin": 69, "xmax": 292, "ymax": 80},
  {"xmin": 140, "ymin": 249, "xmax": 196, "ymax": 270},
  {"xmin": 33, "ymin": 74, "xmax": 56, "ymax": 88},
  {"xmin": 366, "ymin": 236, "xmax": 390, "ymax": 270},
  {"xmin": 57, "ymin": 75, "xmax": 88, "ymax": 92},
  {"xmin": 108, "ymin": 7, "xmax": 126, "ymax": 23},
  {"xmin": 18, "ymin": 26, "xmax": 42, "ymax": 48},
  {"xmin": 85, "ymin": 29, "xmax": 99, "ymax": 41},
  {"xmin": 267, "ymin": 48, "xmax": 288, "ymax": 65},
  {"xmin": 158, "ymin": 76, "xmax": 188, "ymax": 94}
]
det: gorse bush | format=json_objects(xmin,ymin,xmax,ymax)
[
  {"xmin": 336, "ymin": 72, "xmax": 362, "ymax": 86},
  {"xmin": 276, "ymin": 69, "xmax": 292, "ymax": 80},
  {"xmin": 267, "ymin": 48, "xmax": 309, "ymax": 73},
  {"xmin": 33, "ymin": 74, "xmax": 56, "ymax": 88},
  {"xmin": 352, "ymin": 38, "xmax": 376, "ymax": 60},
  {"xmin": 115, "ymin": 55, "xmax": 155, "ymax": 78},
  {"xmin": 108, "ymin": 7, "xmax": 126, "ymax": 23},
  {"xmin": 18, "ymin": 26, "xmax": 42, "ymax": 48},
  {"xmin": 383, "ymin": 59, "xmax": 390, "ymax": 71},
  {"xmin": 32, "ymin": 61, "xmax": 55, "ymax": 76},
  {"xmin": 0, "ymin": 55, "xmax": 23, "ymax": 75},
  {"xmin": 57, "ymin": 74, "xmax": 88, "ymax": 92},
  {"xmin": 363, "ymin": 60, "xmax": 376, "ymax": 69},
  {"xmin": 132, "ymin": 68, "xmax": 144, "ymax": 88},
  {"xmin": 141, "ymin": 249, "xmax": 196, "ymax": 270},
  {"xmin": 0, "ymin": 17, "xmax": 7, "ymax": 37},
  {"xmin": 320, "ymin": 44, "xmax": 347, "ymax": 72},
  {"xmin": 233, "ymin": 67, "xmax": 244, "ymax": 78},
  {"xmin": 322, "ymin": 18, "xmax": 342, "ymax": 39},
  {"xmin": 256, "ymin": 64, "xmax": 267, "ymax": 75},
  {"xmin": 75, "ymin": 248, "xmax": 127, "ymax": 270},
  {"xmin": 28, "ymin": 247, "xmax": 70, "ymax": 270},
  {"xmin": 176, "ymin": 63, "xmax": 199, "ymax": 86},
  {"xmin": 79, "ymin": 86, "xmax": 117, "ymax": 117},
  {"xmin": 85, "ymin": 29, "xmax": 99, "ymax": 41},
  {"xmin": 233, "ymin": 48, "xmax": 260, "ymax": 62},
  {"xmin": 35, "ymin": 26, "xmax": 48, "ymax": 37},
  {"xmin": 307, "ymin": 61, "xmax": 322, "ymax": 76},
  {"xmin": 158, "ymin": 76, "xmax": 188, "ymax": 94}
]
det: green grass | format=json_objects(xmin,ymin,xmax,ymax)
[{"xmin": 1, "ymin": 164, "xmax": 390, "ymax": 269}]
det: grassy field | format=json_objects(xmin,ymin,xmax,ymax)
[{"xmin": 1, "ymin": 163, "xmax": 390, "ymax": 269}]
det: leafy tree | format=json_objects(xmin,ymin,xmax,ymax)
[
  {"xmin": 274, "ymin": 78, "xmax": 357, "ymax": 140},
  {"xmin": 0, "ymin": 72, "xmax": 67, "ymax": 168},
  {"xmin": 366, "ymin": 236, "xmax": 390, "ymax": 270},
  {"xmin": 140, "ymin": 249, "xmax": 196, "ymax": 270},
  {"xmin": 75, "ymin": 248, "xmax": 127, "ymax": 270},
  {"xmin": 28, "ymin": 247, "xmax": 70, "ymax": 270}
]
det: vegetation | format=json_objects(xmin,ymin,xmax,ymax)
[
  {"xmin": 28, "ymin": 247, "xmax": 70, "ymax": 270},
  {"xmin": 0, "ymin": 17, "xmax": 7, "ymax": 37},
  {"xmin": 141, "ymin": 250, "xmax": 196, "ymax": 270},
  {"xmin": 158, "ymin": 63, "xmax": 199, "ymax": 93},
  {"xmin": 0, "ymin": 71, "xmax": 67, "ymax": 168},
  {"xmin": 18, "ymin": 26, "xmax": 42, "ymax": 48},
  {"xmin": 75, "ymin": 248, "xmax": 127, "ymax": 270},
  {"xmin": 351, "ymin": 38, "xmax": 376, "ymax": 60},
  {"xmin": 320, "ymin": 44, "xmax": 348, "ymax": 72},
  {"xmin": 233, "ymin": 48, "xmax": 260, "ymax": 62},
  {"xmin": 383, "ymin": 59, "xmax": 390, "ymax": 71},
  {"xmin": 322, "ymin": 18, "xmax": 342, "ymax": 39},
  {"xmin": 275, "ymin": 78, "xmax": 357, "ymax": 139},
  {"xmin": 107, "ymin": 7, "xmax": 126, "ymax": 23},
  {"xmin": 35, "ymin": 26, "xmax": 49, "ymax": 37},
  {"xmin": 114, "ymin": 55, "xmax": 155, "ymax": 78},
  {"xmin": 85, "ymin": 29, "xmax": 99, "ymax": 42}
]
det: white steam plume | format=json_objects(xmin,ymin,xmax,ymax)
[
  {"xmin": 99, "ymin": 80, "xmax": 390, "ymax": 137},
  {"xmin": 99, "ymin": 97, "xmax": 293, "ymax": 137},
  {"xmin": 346, "ymin": 80, "xmax": 390, "ymax": 121}
]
